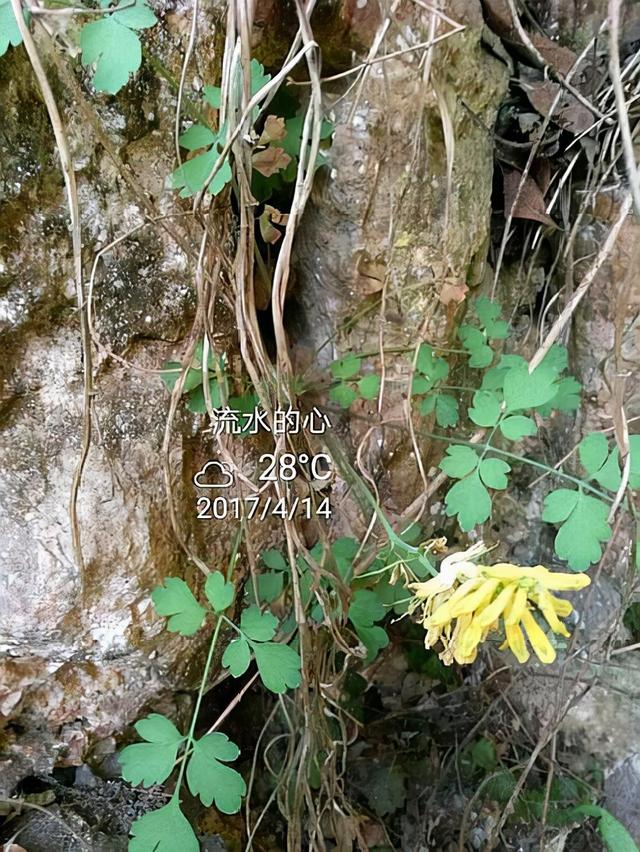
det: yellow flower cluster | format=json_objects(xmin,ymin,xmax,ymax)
[{"xmin": 408, "ymin": 545, "xmax": 590, "ymax": 666}]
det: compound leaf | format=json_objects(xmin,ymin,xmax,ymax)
[
  {"xmin": 438, "ymin": 445, "xmax": 479, "ymax": 479},
  {"xmin": 119, "ymin": 714, "xmax": 184, "ymax": 788},
  {"xmin": 444, "ymin": 471, "xmax": 492, "ymax": 531},
  {"xmin": 579, "ymin": 433, "xmax": 622, "ymax": 492},
  {"xmin": 500, "ymin": 415, "xmax": 537, "ymax": 440},
  {"xmin": 171, "ymin": 143, "xmax": 232, "ymax": 198},
  {"xmin": 479, "ymin": 458, "xmax": 511, "ymax": 490},
  {"xmin": 349, "ymin": 589, "xmax": 385, "ymax": 628},
  {"xmin": 331, "ymin": 354, "xmax": 361, "ymax": 380},
  {"xmin": 204, "ymin": 572, "xmax": 235, "ymax": 612},
  {"xmin": 475, "ymin": 297, "xmax": 509, "ymax": 339},
  {"xmin": 630, "ymin": 435, "xmax": 640, "ymax": 489},
  {"xmin": 251, "ymin": 642, "xmax": 302, "ymax": 693},
  {"xmin": 329, "ymin": 382, "xmax": 357, "ymax": 408},
  {"xmin": 579, "ymin": 433, "xmax": 609, "ymax": 475},
  {"xmin": 542, "ymin": 489, "xmax": 611, "ymax": 570},
  {"xmin": 435, "ymin": 394, "xmax": 459, "ymax": 428},
  {"xmin": 151, "ymin": 578, "xmax": 206, "ymax": 636},
  {"xmin": 179, "ymin": 124, "xmax": 217, "ymax": 151},
  {"xmin": 186, "ymin": 733, "xmax": 246, "ymax": 813},
  {"xmin": 261, "ymin": 549, "xmax": 288, "ymax": 571},
  {"xmin": 416, "ymin": 344, "xmax": 449, "ymax": 383},
  {"xmin": 503, "ymin": 362, "xmax": 559, "ymax": 413},
  {"xmin": 0, "ymin": 0, "xmax": 25, "ymax": 56},
  {"xmin": 222, "ymin": 637, "xmax": 251, "ymax": 678},
  {"xmin": 240, "ymin": 606, "xmax": 277, "ymax": 641},
  {"xmin": 354, "ymin": 623, "xmax": 389, "ymax": 663},
  {"xmin": 459, "ymin": 325, "xmax": 494, "ymax": 368},
  {"xmin": 129, "ymin": 799, "xmax": 198, "ymax": 852},
  {"xmin": 469, "ymin": 390, "xmax": 502, "ymax": 427},
  {"xmin": 80, "ymin": 1, "xmax": 156, "ymax": 94},
  {"xmin": 358, "ymin": 374, "xmax": 381, "ymax": 400}
]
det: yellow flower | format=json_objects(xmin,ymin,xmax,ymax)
[{"xmin": 408, "ymin": 542, "xmax": 590, "ymax": 667}]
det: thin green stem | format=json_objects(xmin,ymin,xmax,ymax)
[{"xmin": 174, "ymin": 616, "xmax": 223, "ymax": 797}]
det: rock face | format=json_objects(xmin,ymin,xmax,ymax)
[
  {"xmin": 0, "ymin": 19, "xmax": 227, "ymax": 786},
  {"xmin": 291, "ymin": 0, "xmax": 508, "ymax": 522}
]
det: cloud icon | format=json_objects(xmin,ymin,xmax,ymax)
[{"xmin": 193, "ymin": 460, "xmax": 234, "ymax": 489}]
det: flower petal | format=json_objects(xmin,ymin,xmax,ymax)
[
  {"xmin": 449, "ymin": 578, "xmax": 500, "ymax": 618},
  {"xmin": 475, "ymin": 583, "xmax": 516, "ymax": 628},
  {"xmin": 504, "ymin": 622, "xmax": 530, "ymax": 663},
  {"xmin": 536, "ymin": 589, "xmax": 570, "ymax": 637},
  {"xmin": 426, "ymin": 578, "xmax": 484, "ymax": 627},
  {"xmin": 548, "ymin": 594, "xmax": 573, "ymax": 618},
  {"xmin": 521, "ymin": 608, "xmax": 556, "ymax": 664},
  {"xmin": 542, "ymin": 571, "xmax": 590, "ymax": 591},
  {"xmin": 505, "ymin": 586, "xmax": 528, "ymax": 625},
  {"xmin": 481, "ymin": 563, "xmax": 548, "ymax": 582}
]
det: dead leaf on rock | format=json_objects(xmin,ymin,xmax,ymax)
[
  {"xmin": 530, "ymin": 33, "xmax": 577, "ymax": 76},
  {"xmin": 503, "ymin": 167, "xmax": 555, "ymax": 227},
  {"xmin": 259, "ymin": 115, "xmax": 287, "ymax": 144},
  {"xmin": 523, "ymin": 80, "xmax": 593, "ymax": 135},
  {"xmin": 439, "ymin": 280, "xmax": 469, "ymax": 306},
  {"xmin": 252, "ymin": 146, "xmax": 292, "ymax": 177},
  {"xmin": 259, "ymin": 204, "xmax": 289, "ymax": 244}
]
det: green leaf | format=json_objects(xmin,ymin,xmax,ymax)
[
  {"xmin": 261, "ymin": 549, "xmax": 288, "ymax": 571},
  {"xmin": 468, "ymin": 390, "xmax": 502, "ymax": 427},
  {"xmin": 444, "ymin": 471, "xmax": 492, "ymax": 531},
  {"xmin": 80, "ymin": 1, "xmax": 156, "ymax": 95},
  {"xmin": 0, "ymin": 0, "xmax": 25, "ymax": 56},
  {"xmin": 171, "ymin": 144, "xmax": 232, "ymax": 198},
  {"xmin": 110, "ymin": 0, "xmax": 156, "ymax": 29},
  {"xmin": 412, "ymin": 375, "xmax": 432, "ymax": 395},
  {"xmin": 479, "ymin": 458, "xmax": 511, "ymax": 490},
  {"xmin": 542, "ymin": 489, "xmax": 612, "ymax": 570},
  {"xmin": 186, "ymin": 733, "xmax": 246, "ymax": 813},
  {"xmin": 255, "ymin": 571, "xmax": 284, "ymax": 602},
  {"xmin": 160, "ymin": 361, "xmax": 202, "ymax": 393},
  {"xmin": 630, "ymin": 435, "xmax": 640, "ymax": 489},
  {"xmin": 544, "ymin": 376, "xmax": 581, "ymax": 412},
  {"xmin": 475, "ymin": 298, "xmax": 509, "ymax": 339},
  {"xmin": 203, "ymin": 85, "xmax": 221, "ymax": 108},
  {"xmin": 251, "ymin": 642, "xmax": 302, "ymax": 693},
  {"xmin": 119, "ymin": 714, "xmax": 184, "ymax": 788},
  {"xmin": 151, "ymin": 578, "xmax": 206, "ymax": 636},
  {"xmin": 330, "ymin": 354, "xmax": 361, "ymax": 379},
  {"xmin": 579, "ymin": 433, "xmax": 609, "ymax": 475},
  {"xmin": 354, "ymin": 623, "xmax": 389, "ymax": 663},
  {"xmin": 435, "ymin": 394, "xmax": 459, "ymax": 428},
  {"xmin": 358, "ymin": 374, "xmax": 381, "ymax": 400},
  {"xmin": 240, "ymin": 606, "xmax": 277, "ymax": 641},
  {"xmin": 332, "ymin": 537, "xmax": 359, "ymax": 579},
  {"xmin": 503, "ymin": 362, "xmax": 558, "ymax": 413},
  {"xmin": 179, "ymin": 124, "xmax": 217, "ymax": 150},
  {"xmin": 329, "ymin": 382, "xmax": 357, "ymax": 408},
  {"xmin": 418, "ymin": 394, "xmax": 436, "ymax": 416},
  {"xmin": 471, "ymin": 737, "xmax": 496, "ymax": 771},
  {"xmin": 186, "ymin": 378, "xmax": 225, "ymax": 413},
  {"xmin": 500, "ymin": 415, "xmax": 537, "ymax": 440},
  {"xmin": 222, "ymin": 637, "xmax": 251, "ymax": 677},
  {"xmin": 129, "ymin": 799, "xmax": 198, "ymax": 852},
  {"xmin": 349, "ymin": 589, "xmax": 385, "ymax": 628},
  {"xmin": 459, "ymin": 325, "xmax": 494, "ymax": 368},
  {"xmin": 571, "ymin": 805, "xmax": 639, "ymax": 852},
  {"xmin": 416, "ymin": 344, "xmax": 449, "ymax": 383},
  {"xmin": 579, "ymin": 433, "xmax": 622, "ymax": 491},
  {"xmin": 438, "ymin": 445, "xmax": 479, "ymax": 479},
  {"xmin": 204, "ymin": 572, "xmax": 235, "ymax": 612}
]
